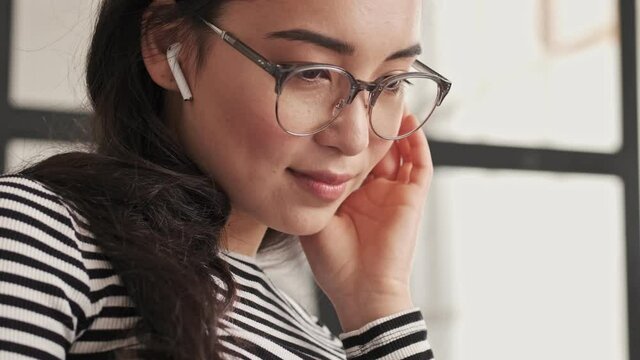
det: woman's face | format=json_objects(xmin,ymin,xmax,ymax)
[{"xmin": 174, "ymin": 0, "xmax": 423, "ymax": 235}]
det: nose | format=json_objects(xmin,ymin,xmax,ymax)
[{"xmin": 312, "ymin": 92, "xmax": 371, "ymax": 156}]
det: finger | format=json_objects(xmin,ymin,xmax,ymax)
[
  {"xmin": 405, "ymin": 118, "xmax": 433, "ymax": 187},
  {"xmin": 395, "ymin": 113, "xmax": 433, "ymax": 187},
  {"xmin": 393, "ymin": 114, "xmax": 417, "ymax": 182},
  {"xmin": 395, "ymin": 137, "xmax": 413, "ymax": 183}
]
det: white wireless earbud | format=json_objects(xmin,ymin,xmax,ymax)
[{"xmin": 166, "ymin": 43, "xmax": 193, "ymax": 101}]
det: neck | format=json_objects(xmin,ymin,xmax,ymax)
[{"xmin": 223, "ymin": 208, "xmax": 268, "ymax": 258}]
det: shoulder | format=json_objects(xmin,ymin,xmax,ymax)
[
  {"xmin": 0, "ymin": 174, "xmax": 91, "ymax": 270},
  {"xmin": 0, "ymin": 174, "xmax": 101, "ymax": 267},
  {"xmin": 0, "ymin": 174, "xmax": 134, "ymax": 354}
]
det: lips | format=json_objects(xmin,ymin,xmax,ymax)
[
  {"xmin": 288, "ymin": 169, "xmax": 355, "ymax": 185},
  {"xmin": 287, "ymin": 168, "xmax": 355, "ymax": 201}
]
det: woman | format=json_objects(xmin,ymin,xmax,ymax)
[{"xmin": 0, "ymin": 0, "xmax": 450, "ymax": 358}]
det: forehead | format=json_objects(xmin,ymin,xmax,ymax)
[{"xmin": 219, "ymin": 0, "xmax": 423, "ymax": 54}]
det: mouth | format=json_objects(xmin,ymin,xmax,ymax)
[{"xmin": 287, "ymin": 168, "xmax": 355, "ymax": 201}]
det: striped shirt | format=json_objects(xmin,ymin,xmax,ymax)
[{"xmin": 0, "ymin": 175, "xmax": 434, "ymax": 359}]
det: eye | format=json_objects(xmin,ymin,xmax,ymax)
[
  {"xmin": 385, "ymin": 80, "xmax": 403, "ymax": 91},
  {"xmin": 383, "ymin": 78, "xmax": 410, "ymax": 94},
  {"xmin": 297, "ymin": 69, "xmax": 331, "ymax": 82}
]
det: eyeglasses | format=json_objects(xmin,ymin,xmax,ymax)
[{"xmin": 200, "ymin": 18, "xmax": 451, "ymax": 140}]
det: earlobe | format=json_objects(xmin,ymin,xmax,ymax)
[{"xmin": 166, "ymin": 43, "xmax": 193, "ymax": 101}]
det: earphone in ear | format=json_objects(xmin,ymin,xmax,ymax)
[{"xmin": 166, "ymin": 43, "xmax": 193, "ymax": 101}]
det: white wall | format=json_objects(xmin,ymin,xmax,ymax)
[
  {"xmin": 424, "ymin": 0, "xmax": 621, "ymax": 153},
  {"xmin": 9, "ymin": 0, "xmax": 98, "ymax": 112},
  {"xmin": 416, "ymin": 169, "xmax": 627, "ymax": 360}
]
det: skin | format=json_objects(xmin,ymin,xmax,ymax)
[{"xmin": 143, "ymin": 0, "xmax": 432, "ymax": 332}]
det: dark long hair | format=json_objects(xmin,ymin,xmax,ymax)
[{"xmin": 19, "ymin": 1, "xmax": 250, "ymax": 358}]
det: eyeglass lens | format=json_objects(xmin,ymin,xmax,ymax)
[{"xmin": 276, "ymin": 66, "xmax": 440, "ymax": 139}]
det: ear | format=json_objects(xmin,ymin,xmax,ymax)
[{"xmin": 140, "ymin": 16, "xmax": 192, "ymax": 100}]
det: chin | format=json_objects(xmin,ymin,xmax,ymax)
[{"xmin": 269, "ymin": 207, "xmax": 335, "ymax": 236}]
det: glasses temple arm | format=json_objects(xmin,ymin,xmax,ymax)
[
  {"xmin": 200, "ymin": 18, "xmax": 278, "ymax": 76},
  {"xmin": 413, "ymin": 59, "xmax": 447, "ymax": 80}
]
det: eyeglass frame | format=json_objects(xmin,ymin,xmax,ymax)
[{"xmin": 199, "ymin": 17, "xmax": 452, "ymax": 140}]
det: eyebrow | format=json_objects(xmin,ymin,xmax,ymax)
[
  {"xmin": 266, "ymin": 29, "xmax": 422, "ymax": 61},
  {"xmin": 386, "ymin": 43, "xmax": 422, "ymax": 61}
]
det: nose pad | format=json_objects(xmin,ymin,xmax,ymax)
[
  {"xmin": 332, "ymin": 98, "xmax": 348, "ymax": 118},
  {"xmin": 332, "ymin": 91, "xmax": 370, "ymax": 119}
]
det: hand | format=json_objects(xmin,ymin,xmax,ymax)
[{"xmin": 300, "ymin": 114, "xmax": 434, "ymax": 331}]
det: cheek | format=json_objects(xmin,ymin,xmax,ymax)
[
  {"xmin": 182, "ymin": 59, "xmax": 301, "ymax": 205},
  {"xmin": 212, "ymin": 86, "xmax": 293, "ymax": 180},
  {"xmin": 367, "ymin": 139, "xmax": 394, "ymax": 172}
]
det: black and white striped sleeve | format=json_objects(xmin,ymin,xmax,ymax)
[
  {"xmin": 339, "ymin": 307, "xmax": 434, "ymax": 360},
  {"xmin": 0, "ymin": 176, "xmax": 92, "ymax": 359}
]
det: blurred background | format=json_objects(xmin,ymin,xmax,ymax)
[{"xmin": 0, "ymin": 0, "xmax": 635, "ymax": 359}]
